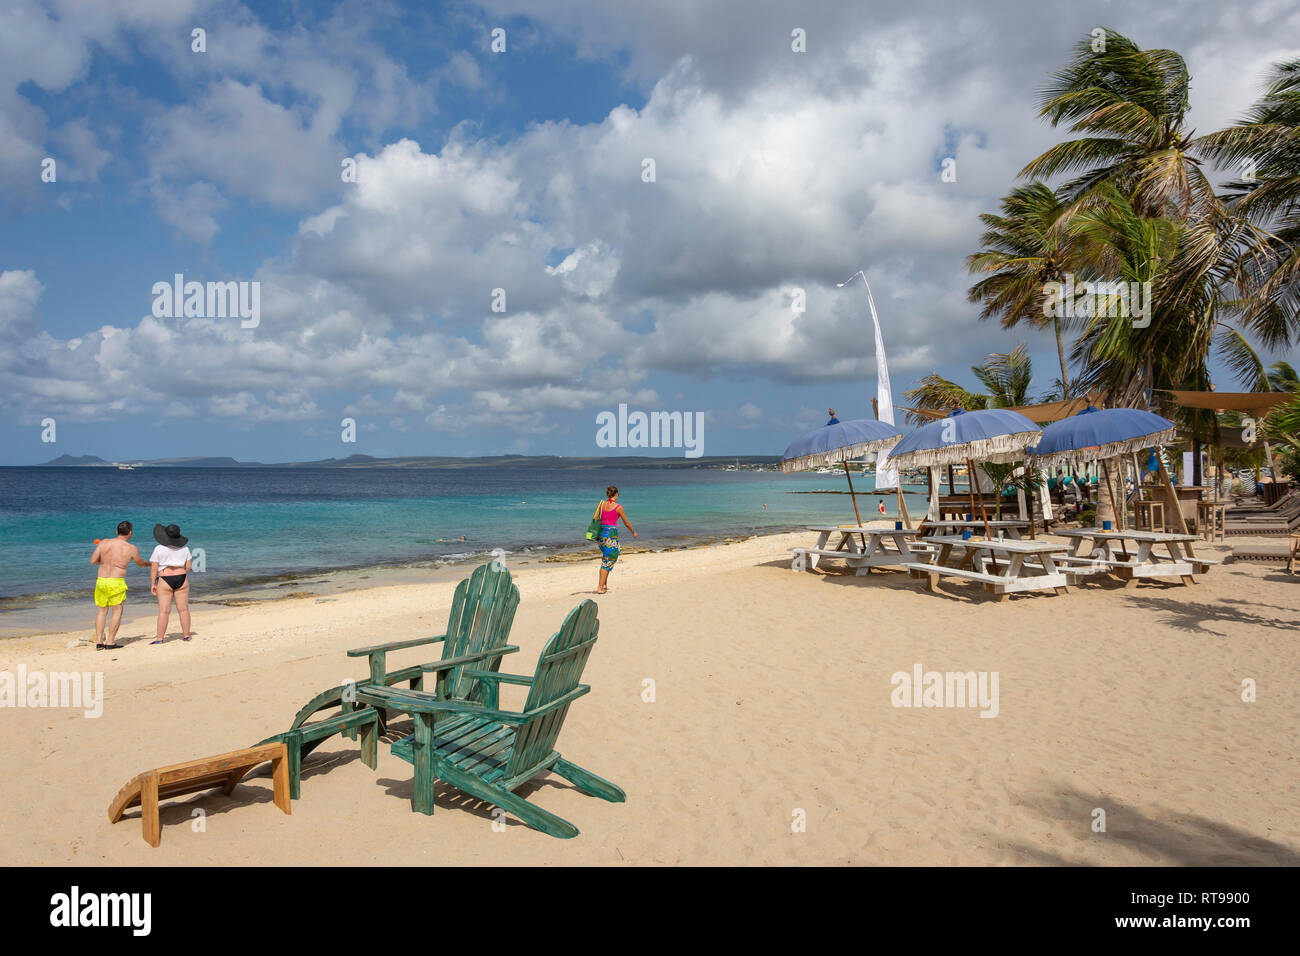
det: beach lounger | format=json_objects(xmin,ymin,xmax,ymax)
[
  {"xmin": 1226, "ymin": 489, "xmax": 1299, "ymax": 515},
  {"xmin": 360, "ymin": 599, "xmax": 624, "ymax": 838},
  {"xmin": 1224, "ymin": 492, "xmax": 1300, "ymax": 535},
  {"xmin": 1227, "ymin": 542, "xmax": 1291, "ymax": 565},
  {"xmin": 1224, "ymin": 512, "xmax": 1300, "ymax": 535},
  {"xmin": 108, "ymin": 742, "xmax": 291, "ymax": 847}
]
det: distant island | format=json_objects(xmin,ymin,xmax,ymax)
[{"xmin": 35, "ymin": 453, "xmax": 782, "ymax": 471}]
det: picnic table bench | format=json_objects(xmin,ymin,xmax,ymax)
[
  {"xmin": 790, "ymin": 525, "xmax": 935, "ymax": 574},
  {"xmin": 1056, "ymin": 528, "xmax": 1219, "ymax": 586},
  {"xmin": 901, "ymin": 535, "xmax": 1075, "ymax": 600}
]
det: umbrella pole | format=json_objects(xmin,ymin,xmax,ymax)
[
  {"xmin": 966, "ymin": 460, "xmax": 978, "ymax": 524},
  {"xmin": 843, "ymin": 461, "xmax": 864, "ymax": 528},
  {"xmin": 1102, "ymin": 458, "xmax": 1129, "ymax": 561},
  {"xmin": 968, "ymin": 459, "xmax": 992, "ymax": 535},
  {"xmin": 1102, "ymin": 458, "xmax": 1118, "ymax": 529},
  {"xmin": 969, "ymin": 458, "xmax": 995, "ymax": 570}
]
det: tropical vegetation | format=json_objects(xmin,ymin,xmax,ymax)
[{"xmin": 928, "ymin": 28, "xmax": 1300, "ymax": 522}]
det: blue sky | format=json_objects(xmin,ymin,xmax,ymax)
[{"xmin": 2, "ymin": 0, "xmax": 1298, "ymax": 465}]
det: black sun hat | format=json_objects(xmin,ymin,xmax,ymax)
[{"xmin": 153, "ymin": 523, "xmax": 188, "ymax": 548}]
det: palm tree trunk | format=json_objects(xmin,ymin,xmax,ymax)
[
  {"xmin": 1095, "ymin": 459, "xmax": 1123, "ymax": 531},
  {"xmin": 1054, "ymin": 317, "xmax": 1070, "ymax": 396}
]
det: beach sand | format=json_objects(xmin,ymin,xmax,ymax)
[{"xmin": 1, "ymin": 530, "xmax": 1296, "ymax": 865}]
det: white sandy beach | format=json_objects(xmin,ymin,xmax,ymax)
[{"xmin": 1, "ymin": 530, "xmax": 1296, "ymax": 866}]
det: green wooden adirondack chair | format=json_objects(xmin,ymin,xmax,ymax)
[
  {"xmin": 358, "ymin": 599, "xmax": 624, "ymax": 838},
  {"xmin": 348, "ymin": 560, "xmax": 522, "ymax": 703},
  {"xmin": 260, "ymin": 562, "xmax": 521, "ymax": 796}
]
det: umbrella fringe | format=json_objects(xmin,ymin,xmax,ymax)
[
  {"xmin": 888, "ymin": 430, "xmax": 1043, "ymax": 469},
  {"xmin": 781, "ymin": 439, "xmax": 901, "ymax": 473},
  {"xmin": 1026, "ymin": 428, "xmax": 1177, "ymax": 467}
]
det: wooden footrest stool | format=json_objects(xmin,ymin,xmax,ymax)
[{"xmin": 107, "ymin": 742, "xmax": 290, "ymax": 847}]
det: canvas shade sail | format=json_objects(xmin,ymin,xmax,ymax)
[
  {"xmin": 1165, "ymin": 390, "xmax": 1293, "ymax": 418},
  {"xmin": 898, "ymin": 394, "xmax": 1107, "ymax": 425}
]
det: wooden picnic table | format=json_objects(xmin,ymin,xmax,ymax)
[
  {"xmin": 920, "ymin": 519, "xmax": 1030, "ymax": 539},
  {"xmin": 902, "ymin": 535, "xmax": 1076, "ymax": 600},
  {"xmin": 790, "ymin": 525, "xmax": 929, "ymax": 573},
  {"xmin": 1056, "ymin": 528, "xmax": 1218, "ymax": 586}
]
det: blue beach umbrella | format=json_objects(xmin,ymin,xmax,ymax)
[
  {"xmin": 1026, "ymin": 406, "xmax": 1176, "ymax": 465},
  {"xmin": 888, "ymin": 408, "xmax": 1042, "ymax": 469},
  {"xmin": 781, "ymin": 418, "xmax": 902, "ymax": 526},
  {"xmin": 888, "ymin": 408, "xmax": 1042, "ymax": 539},
  {"xmin": 1027, "ymin": 405, "xmax": 1175, "ymax": 530}
]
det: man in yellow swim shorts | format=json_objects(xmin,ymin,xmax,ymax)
[{"xmin": 90, "ymin": 521, "xmax": 150, "ymax": 649}]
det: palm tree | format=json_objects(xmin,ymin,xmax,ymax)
[
  {"xmin": 971, "ymin": 344, "xmax": 1035, "ymax": 407},
  {"xmin": 1198, "ymin": 60, "xmax": 1300, "ymax": 347},
  {"xmin": 903, "ymin": 346, "xmax": 1040, "ymax": 507},
  {"xmin": 903, "ymin": 345, "xmax": 1034, "ymax": 425},
  {"xmin": 967, "ymin": 183, "xmax": 1079, "ymax": 392},
  {"xmin": 1219, "ymin": 330, "xmax": 1300, "ymax": 470},
  {"xmin": 1019, "ymin": 29, "xmax": 1213, "ymax": 220},
  {"xmin": 1219, "ymin": 329, "xmax": 1298, "ymax": 393},
  {"xmin": 1016, "ymin": 31, "xmax": 1265, "ymax": 428},
  {"xmin": 1063, "ymin": 185, "xmax": 1185, "ymax": 405}
]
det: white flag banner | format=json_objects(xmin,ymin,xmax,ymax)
[{"xmin": 839, "ymin": 270, "xmax": 900, "ymax": 489}]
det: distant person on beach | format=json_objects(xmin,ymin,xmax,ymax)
[
  {"xmin": 89, "ymin": 521, "xmax": 150, "ymax": 649},
  {"xmin": 826, "ymin": 408, "xmax": 839, "ymax": 425},
  {"xmin": 594, "ymin": 486, "xmax": 636, "ymax": 594},
  {"xmin": 149, "ymin": 524, "xmax": 193, "ymax": 644}
]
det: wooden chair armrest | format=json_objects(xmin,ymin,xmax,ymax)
[
  {"xmin": 347, "ymin": 634, "xmax": 446, "ymax": 658},
  {"xmin": 419, "ymin": 645, "xmax": 520, "ymax": 672},
  {"xmin": 461, "ymin": 669, "xmax": 533, "ymax": 685},
  {"xmin": 355, "ymin": 687, "xmax": 528, "ymax": 725},
  {"xmin": 519, "ymin": 685, "xmax": 590, "ymax": 720}
]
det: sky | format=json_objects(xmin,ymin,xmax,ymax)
[{"xmin": 2, "ymin": 0, "xmax": 1299, "ymax": 465}]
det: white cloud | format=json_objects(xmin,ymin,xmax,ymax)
[{"xmin": 5, "ymin": 1, "xmax": 1300, "ymax": 430}]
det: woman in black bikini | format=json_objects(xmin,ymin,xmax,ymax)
[{"xmin": 149, "ymin": 523, "xmax": 193, "ymax": 643}]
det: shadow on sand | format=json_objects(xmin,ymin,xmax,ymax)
[{"xmin": 980, "ymin": 783, "xmax": 1300, "ymax": 865}]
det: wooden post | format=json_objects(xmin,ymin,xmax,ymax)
[
  {"xmin": 287, "ymin": 733, "xmax": 302, "ymax": 800},
  {"xmin": 271, "ymin": 748, "xmax": 292, "ymax": 814},
  {"xmin": 141, "ymin": 772, "xmax": 161, "ymax": 849},
  {"xmin": 360, "ymin": 718, "xmax": 378, "ymax": 770},
  {"xmin": 413, "ymin": 712, "xmax": 436, "ymax": 815},
  {"xmin": 1155, "ymin": 448, "xmax": 1190, "ymax": 534},
  {"xmin": 897, "ymin": 486, "xmax": 911, "ymax": 529}
]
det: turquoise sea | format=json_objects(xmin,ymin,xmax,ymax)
[{"xmin": 0, "ymin": 465, "xmax": 931, "ymax": 631}]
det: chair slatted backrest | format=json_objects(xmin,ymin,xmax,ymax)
[
  {"xmin": 506, "ymin": 599, "xmax": 600, "ymax": 777},
  {"xmin": 442, "ymin": 563, "xmax": 520, "ymax": 701}
]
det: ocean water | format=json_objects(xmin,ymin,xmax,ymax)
[{"xmin": 0, "ymin": 465, "xmax": 930, "ymax": 620}]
